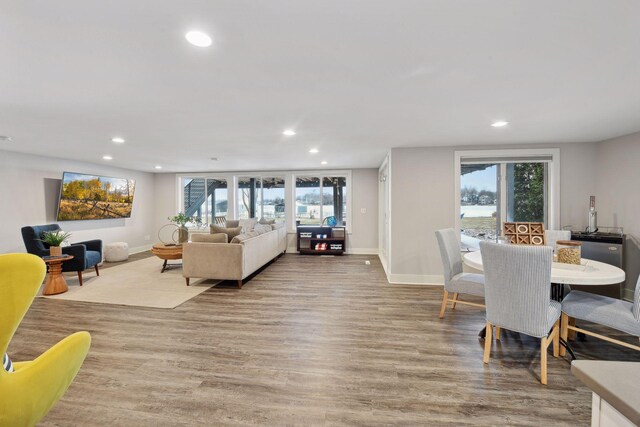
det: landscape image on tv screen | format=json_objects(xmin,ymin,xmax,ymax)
[{"xmin": 57, "ymin": 172, "xmax": 136, "ymax": 221}]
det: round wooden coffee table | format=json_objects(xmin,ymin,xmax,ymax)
[
  {"xmin": 151, "ymin": 244, "xmax": 183, "ymax": 273},
  {"xmin": 42, "ymin": 255, "xmax": 74, "ymax": 295}
]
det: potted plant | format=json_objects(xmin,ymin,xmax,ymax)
[
  {"xmin": 168, "ymin": 213, "xmax": 202, "ymax": 244},
  {"xmin": 39, "ymin": 230, "xmax": 72, "ymax": 256}
]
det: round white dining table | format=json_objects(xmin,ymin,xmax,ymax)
[{"xmin": 463, "ymin": 250, "xmax": 626, "ymax": 286}]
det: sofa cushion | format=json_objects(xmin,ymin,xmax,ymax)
[
  {"xmin": 210, "ymin": 225, "xmax": 242, "ymax": 243},
  {"xmin": 271, "ymin": 222, "xmax": 285, "ymax": 230},
  {"xmin": 253, "ymin": 224, "xmax": 272, "ymax": 235},
  {"xmin": 230, "ymin": 231, "xmax": 260, "ymax": 244},
  {"xmin": 259, "ymin": 218, "xmax": 275, "ymax": 225},
  {"xmin": 239, "ymin": 218, "xmax": 258, "ymax": 232},
  {"xmin": 192, "ymin": 233, "xmax": 227, "ymax": 244},
  {"xmin": 225, "ymin": 220, "xmax": 240, "ymax": 228}
]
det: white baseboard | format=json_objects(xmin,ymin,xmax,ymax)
[
  {"xmin": 347, "ymin": 248, "xmax": 379, "ymax": 255},
  {"xmin": 379, "ymin": 254, "xmax": 389, "ymax": 276},
  {"xmin": 388, "ymin": 273, "xmax": 444, "ymax": 286}
]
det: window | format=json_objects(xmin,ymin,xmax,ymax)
[
  {"xmin": 178, "ymin": 171, "xmax": 351, "ymax": 231},
  {"xmin": 295, "ymin": 177, "xmax": 321, "ymax": 225},
  {"xmin": 207, "ymin": 179, "xmax": 228, "ymax": 224},
  {"xmin": 460, "ymin": 164, "xmax": 499, "ymax": 242},
  {"xmin": 237, "ymin": 177, "xmax": 262, "ymax": 219},
  {"xmin": 237, "ymin": 177, "xmax": 286, "ymax": 221},
  {"xmin": 182, "ymin": 178, "xmax": 228, "ymax": 225},
  {"xmin": 456, "ymin": 149, "xmax": 558, "ymax": 249},
  {"xmin": 262, "ymin": 177, "xmax": 285, "ymax": 222},
  {"xmin": 295, "ymin": 175, "xmax": 347, "ymax": 226}
]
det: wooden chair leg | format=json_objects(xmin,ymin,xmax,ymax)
[
  {"xmin": 568, "ymin": 317, "xmax": 576, "ymax": 341},
  {"xmin": 439, "ymin": 290, "xmax": 449, "ymax": 319},
  {"xmin": 495, "ymin": 327, "xmax": 501, "ymax": 341},
  {"xmin": 237, "ymin": 280, "xmax": 243, "ymax": 289},
  {"xmin": 560, "ymin": 312, "xmax": 569, "ymax": 357},
  {"xmin": 540, "ymin": 336, "xmax": 550, "ymax": 385},
  {"xmin": 94, "ymin": 265, "xmax": 100, "ymax": 276},
  {"xmin": 185, "ymin": 278, "xmax": 190, "ymax": 286},
  {"xmin": 483, "ymin": 321, "xmax": 493, "ymax": 364},
  {"xmin": 451, "ymin": 293, "xmax": 459, "ymax": 310},
  {"xmin": 77, "ymin": 271, "xmax": 83, "ymax": 286},
  {"xmin": 552, "ymin": 320, "xmax": 560, "ymax": 358}
]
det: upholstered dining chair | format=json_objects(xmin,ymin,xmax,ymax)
[
  {"xmin": 435, "ymin": 229, "xmax": 485, "ymax": 319},
  {"xmin": 479, "ymin": 241, "xmax": 560, "ymax": 385},
  {"xmin": 21, "ymin": 224, "xmax": 102, "ymax": 286},
  {"xmin": 0, "ymin": 253, "xmax": 91, "ymax": 426},
  {"xmin": 560, "ymin": 276, "xmax": 640, "ymax": 355},
  {"xmin": 545, "ymin": 229, "xmax": 571, "ymax": 252}
]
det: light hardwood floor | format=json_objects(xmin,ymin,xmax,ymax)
[{"xmin": 10, "ymin": 253, "xmax": 638, "ymax": 426}]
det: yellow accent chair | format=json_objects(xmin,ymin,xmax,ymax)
[{"xmin": 0, "ymin": 253, "xmax": 91, "ymax": 427}]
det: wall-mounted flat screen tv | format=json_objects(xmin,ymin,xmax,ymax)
[{"xmin": 57, "ymin": 172, "xmax": 136, "ymax": 221}]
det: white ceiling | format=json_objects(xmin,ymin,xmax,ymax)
[{"xmin": 1, "ymin": 1, "xmax": 639, "ymax": 172}]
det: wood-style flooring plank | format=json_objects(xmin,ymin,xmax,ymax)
[{"xmin": 6, "ymin": 253, "xmax": 638, "ymax": 426}]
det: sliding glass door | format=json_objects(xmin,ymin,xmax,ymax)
[{"xmin": 460, "ymin": 161, "xmax": 548, "ymax": 248}]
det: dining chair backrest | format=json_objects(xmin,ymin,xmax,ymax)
[
  {"xmin": 545, "ymin": 230, "xmax": 571, "ymax": 251},
  {"xmin": 435, "ymin": 229, "xmax": 463, "ymax": 288},
  {"xmin": 633, "ymin": 276, "xmax": 640, "ymax": 321},
  {"xmin": 479, "ymin": 241, "xmax": 554, "ymax": 338}
]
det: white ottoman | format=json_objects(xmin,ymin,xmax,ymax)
[{"xmin": 105, "ymin": 242, "xmax": 129, "ymax": 262}]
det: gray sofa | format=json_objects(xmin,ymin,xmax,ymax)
[{"xmin": 183, "ymin": 222, "xmax": 287, "ymax": 288}]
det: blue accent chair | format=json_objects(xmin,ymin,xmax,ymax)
[{"xmin": 21, "ymin": 224, "xmax": 102, "ymax": 286}]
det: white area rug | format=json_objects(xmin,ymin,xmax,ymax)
[{"xmin": 40, "ymin": 256, "xmax": 219, "ymax": 309}]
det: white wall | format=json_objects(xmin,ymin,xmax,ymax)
[
  {"xmin": 153, "ymin": 169, "xmax": 379, "ymax": 254},
  {"xmin": 153, "ymin": 173, "xmax": 179, "ymax": 241},
  {"xmin": 386, "ymin": 142, "xmax": 599, "ymax": 284},
  {"xmin": 0, "ymin": 150, "xmax": 156, "ymax": 254},
  {"xmin": 594, "ymin": 132, "xmax": 640, "ymax": 299},
  {"xmin": 348, "ymin": 169, "xmax": 379, "ymax": 253}
]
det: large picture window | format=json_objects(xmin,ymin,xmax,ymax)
[
  {"xmin": 182, "ymin": 178, "xmax": 228, "ymax": 225},
  {"xmin": 262, "ymin": 178, "xmax": 285, "ymax": 222},
  {"xmin": 237, "ymin": 177, "xmax": 286, "ymax": 222},
  {"xmin": 295, "ymin": 175, "xmax": 347, "ymax": 226},
  {"xmin": 456, "ymin": 149, "xmax": 558, "ymax": 249},
  {"xmin": 178, "ymin": 170, "xmax": 350, "ymax": 230}
]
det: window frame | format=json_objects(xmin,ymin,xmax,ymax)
[
  {"xmin": 236, "ymin": 176, "xmax": 287, "ymax": 222},
  {"xmin": 176, "ymin": 174, "xmax": 231, "ymax": 227},
  {"xmin": 291, "ymin": 170, "xmax": 352, "ymax": 233},
  {"xmin": 176, "ymin": 170, "xmax": 352, "ymax": 233},
  {"xmin": 454, "ymin": 148, "xmax": 560, "ymax": 245}
]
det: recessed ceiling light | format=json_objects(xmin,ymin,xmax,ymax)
[
  {"xmin": 111, "ymin": 137, "xmax": 125, "ymax": 143},
  {"xmin": 155, "ymin": 165, "xmax": 162, "ymax": 170},
  {"xmin": 102, "ymin": 155, "xmax": 113, "ymax": 160},
  {"xmin": 321, "ymin": 161, "xmax": 328, "ymax": 165},
  {"xmin": 309, "ymin": 148, "xmax": 319, "ymax": 154},
  {"xmin": 0, "ymin": 136, "xmax": 12, "ymax": 142},
  {"xmin": 282, "ymin": 129, "xmax": 296, "ymax": 136},
  {"xmin": 491, "ymin": 121, "xmax": 509, "ymax": 127},
  {"xmin": 185, "ymin": 31, "xmax": 212, "ymax": 47}
]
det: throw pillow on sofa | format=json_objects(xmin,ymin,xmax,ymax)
[
  {"xmin": 230, "ymin": 231, "xmax": 260, "ymax": 244},
  {"xmin": 225, "ymin": 220, "xmax": 240, "ymax": 228},
  {"xmin": 253, "ymin": 224, "xmax": 271, "ymax": 235},
  {"xmin": 239, "ymin": 218, "xmax": 257, "ymax": 233},
  {"xmin": 259, "ymin": 218, "xmax": 275, "ymax": 225},
  {"xmin": 210, "ymin": 225, "xmax": 242, "ymax": 243},
  {"xmin": 192, "ymin": 233, "xmax": 227, "ymax": 244}
]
